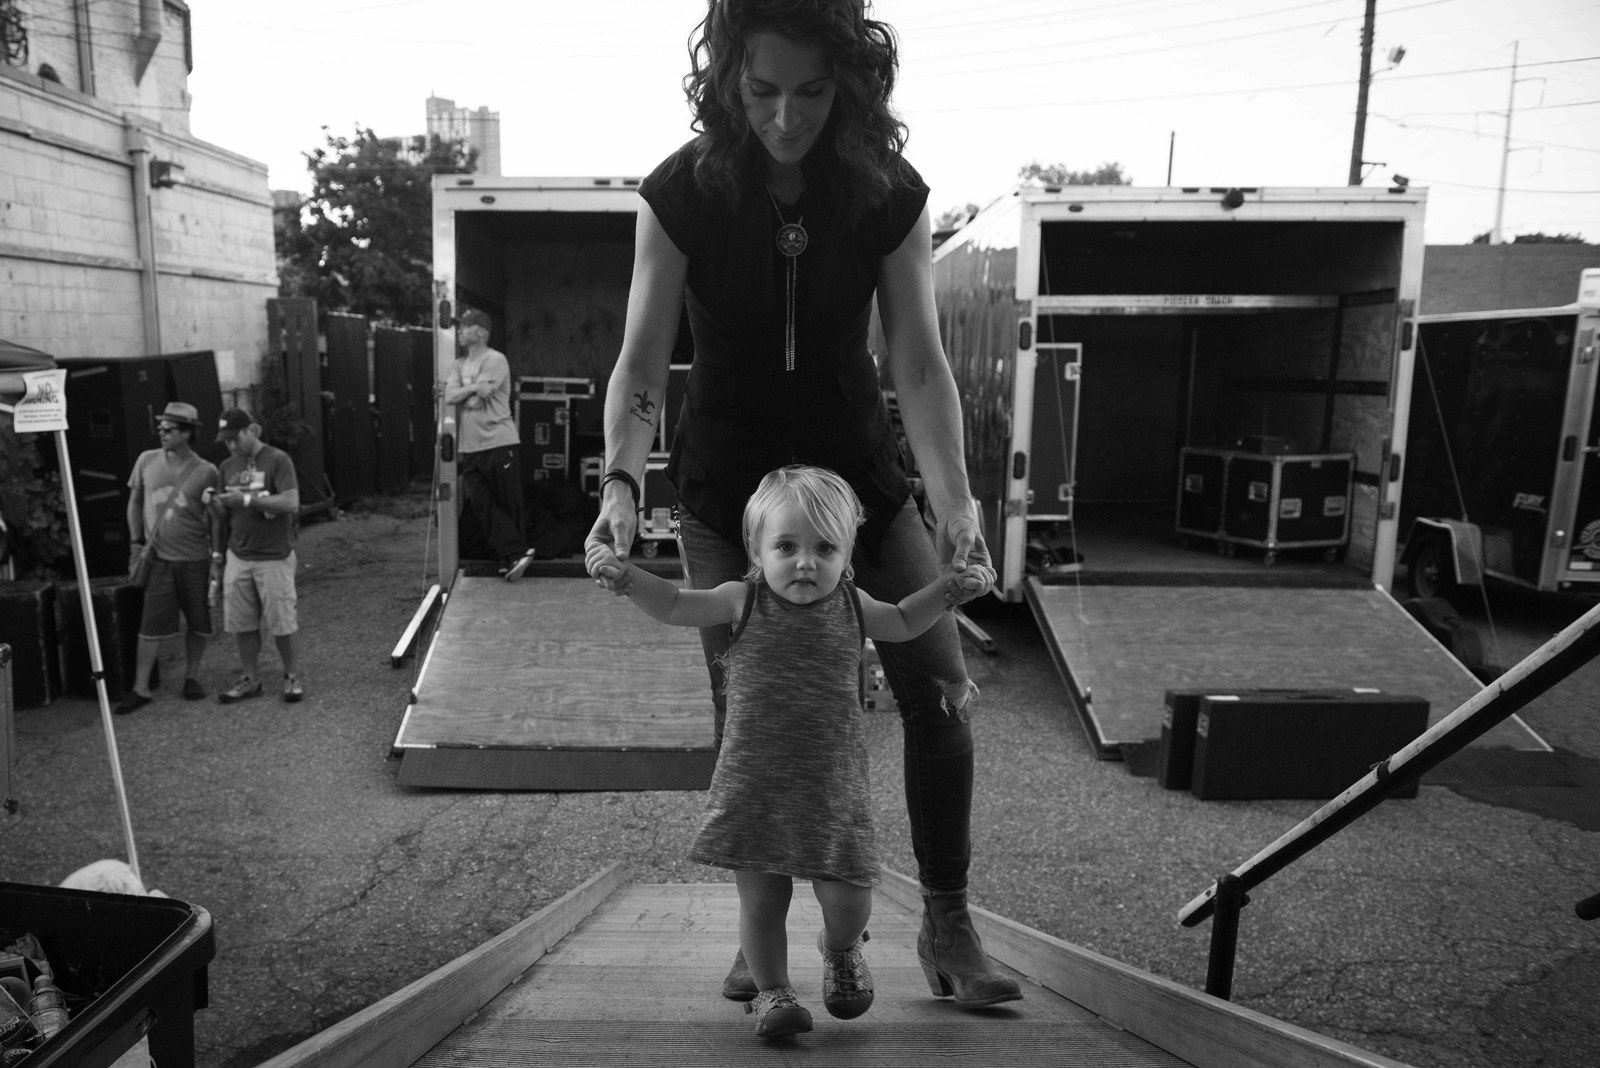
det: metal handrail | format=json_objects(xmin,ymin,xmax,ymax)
[{"xmin": 1179, "ymin": 598, "xmax": 1600, "ymax": 997}]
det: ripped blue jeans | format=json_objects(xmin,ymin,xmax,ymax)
[{"xmin": 677, "ymin": 497, "xmax": 977, "ymax": 895}]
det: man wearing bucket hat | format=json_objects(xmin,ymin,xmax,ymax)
[
  {"xmin": 116, "ymin": 401, "xmax": 223, "ymax": 714},
  {"xmin": 210, "ymin": 408, "xmax": 305, "ymax": 704}
]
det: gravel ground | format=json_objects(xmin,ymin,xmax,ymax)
[{"xmin": 3, "ymin": 489, "xmax": 1597, "ymax": 1067}]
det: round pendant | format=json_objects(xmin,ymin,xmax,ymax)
[{"xmin": 776, "ymin": 222, "xmax": 808, "ymax": 258}]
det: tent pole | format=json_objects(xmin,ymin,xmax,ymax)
[{"xmin": 54, "ymin": 428, "xmax": 141, "ymax": 880}]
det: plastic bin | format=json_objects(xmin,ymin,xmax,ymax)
[{"xmin": 0, "ymin": 882, "xmax": 214, "ymax": 1067}]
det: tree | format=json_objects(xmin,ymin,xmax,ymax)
[
  {"xmin": 936, "ymin": 160, "xmax": 1132, "ymax": 235},
  {"xmin": 1018, "ymin": 160, "xmax": 1132, "ymax": 186},
  {"xmin": 1470, "ymin": 231, "xmax": 1591, "ymax": 245},
  {"xmin": 277, "ymin": 127, "xmax": 476, "ymax": 326},
  {"xmin": 935, "ymin": 202, "xmax": 981, "ymax": 231}
]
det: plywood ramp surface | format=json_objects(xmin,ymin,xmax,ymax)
[
  {"xmin": 414, "ymin": 881, "xmax": 1186, "ymax": 1067},
  {"xmin": 1028, "ymin": 583, "xmax": 1544, "ymax": 753},
  {"xmin": 399, "ymin": 578, "xmax": 713, "ymax": 750}
]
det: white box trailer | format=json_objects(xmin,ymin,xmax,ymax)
[
  {"xmin": 1399, "ymin": 267, "xmax": 1600, "ymax": 596},
  {"xmin": 930, "ymin": 183, "xmax": 1428, "ymax": 601},
  {"xmin": 923, "ymin": 184, "xmax": 1549, "ymax": 760},
  {"xmin": 397, "ymin": 175, "xmax": 717, "ymax": 791}
]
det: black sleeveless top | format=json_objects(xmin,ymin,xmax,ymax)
[{"xmin": 639, "ymin": 141, "xmax": 929, "ymax": 558}]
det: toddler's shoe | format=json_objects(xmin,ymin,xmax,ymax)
[
  {"xmin": 182, "ymin": 677, "xmax": 205, "ymax": 700},
  {"xmin": 282, "ymin": 675, "xmax": 304, "ymax": 703},
  {"xmin": 818, "ymin": 930, "xmax": 874, "ymax": 1019},
  {"xmin": 745, "ymin": 985, "xmax": 811, "ymax": 1038}
]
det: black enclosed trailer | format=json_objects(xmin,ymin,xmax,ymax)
[{"xmin": 1400, "ymin": 268, "xmax": 1600, "ymax": 597}]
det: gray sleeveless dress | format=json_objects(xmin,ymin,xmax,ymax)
[{"xmin": 687, "ymin": 578, "xmax": 880, "ymax": 886}]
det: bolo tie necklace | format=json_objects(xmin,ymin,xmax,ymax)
[{"xmin": 765, "ymin": 186, "xmax": 807, "ymax": 372}]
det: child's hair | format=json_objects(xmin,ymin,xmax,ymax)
[{"xmin": 742, "ymin": 465, "xmax": 865, "ymax": 580}]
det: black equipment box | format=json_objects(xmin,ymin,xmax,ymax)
[
  {"xmin": 1191, "ymin": 689, "xmax": 1430, "ymax": 800},
  {"xmin": 1159, "ymin": 687, "xmax": 1314, "ymax": 790},
  {"xmin": 1176, "ymin": 447, "xmax": 1353, "ymax": 563},
  {"xmin": 0, "ymin": 580, "xmax": 59, "ymax": 709},
  {"xmin": 59, "ymin": 578, "xmax": 145, "ymax": 699}
]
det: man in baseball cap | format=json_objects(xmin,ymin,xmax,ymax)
[{"xmin": 209, "ymin": 408, "xmax": 306, "ymax": 704}]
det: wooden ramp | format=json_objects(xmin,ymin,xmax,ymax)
[
  {"xmin": 393, "ymin": 578, "xmax": 715, "ymax": 790},
  {"xmin": 1025, "ymin": 579, "xmax": 1547, "ymax": 759},
  {"xmin": 257, "ymin": 864, "xmax": 1414, "ymax": 1068}
]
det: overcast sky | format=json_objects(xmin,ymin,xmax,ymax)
[{"xmin": 187, "ymin": 0, "xmax": 1600, "ymax": 245}]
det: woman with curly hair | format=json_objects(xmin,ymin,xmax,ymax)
[{"xmin": 585, "ymin": 0, "xmax": 1021, "ymax": 1033}]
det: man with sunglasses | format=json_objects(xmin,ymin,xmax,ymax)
[{"xmin": 117, "ymin": 401, "xmax": 222, "ymax": 714}]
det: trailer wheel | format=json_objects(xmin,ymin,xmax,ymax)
[{"xmin": 1406, "ymin": 534, "xmax": 1456, "ymax": 600}]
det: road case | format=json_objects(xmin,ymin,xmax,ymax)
[{"xmin": 1191, "ymin": 689, "xmax": 1429, "ymax": 800}]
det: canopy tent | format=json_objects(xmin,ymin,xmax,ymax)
[{"xmin": 1, "ymin": 338, "xmax": 141, "ymax": 877}]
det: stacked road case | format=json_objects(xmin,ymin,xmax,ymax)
[{"xmin": 1176, "ymin": 447, "xmax": 1353, "ymax": 564}]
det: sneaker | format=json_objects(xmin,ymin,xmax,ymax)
[
  {"xmin": 504, "ymin": 549, "xmax": 536, "ymax": 583},
  {"xmin": 217, "ymin": 676, "xmax": 262, "ymax": 704},
  {"xmin": 745, "ymin": 985, "xmax": 812, "ymax": 1038},
  {"xmin": 113, "ymin": 691, "xmax": 152, "ymax": 716},
  {"xmin": 182, "ymin": 678, "xmax": 205, "ymax": 701},
  {"xmin": 818, "ymin": 930, "xmax": 874, "ymax": 1019},
  {"xmin": 282, "ymin": 675, "xmax": 304, "ymax": 703}
]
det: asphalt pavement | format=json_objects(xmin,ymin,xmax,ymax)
[{"xmin": 3, "ymin": 489, "xmax": 1597, "ymax": 1068}]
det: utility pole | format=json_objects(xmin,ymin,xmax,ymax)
[
  {"xmin": 1348, "ymin": 0, "xmax": 1377, "ymax": 185},
  {"xmin": 1490, "ymin": 41, "xmax": 1520, "ymax": 245}
]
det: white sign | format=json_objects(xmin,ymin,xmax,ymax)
[{"xmin": 14, "ymin": 369, "xmax": 68, "ymax": 432}]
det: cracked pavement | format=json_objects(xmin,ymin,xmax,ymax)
[{"xmin": 3, "ymin": 492, "xmax": 1597, "ymax": 1067}]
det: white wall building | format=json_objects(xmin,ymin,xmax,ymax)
[{"xmin": 0, "ymin": 0, "xmax": 275, "ymax": 387}]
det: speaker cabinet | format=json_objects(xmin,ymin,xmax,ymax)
[
  {"xmin": 0, "ymin": 581, "xmax": 59, "ymax": 709},
  {"xmin": 1191, "ymin": 689, "xmax": 1430, "ymax": 800},
  {"xmin": 59, "ymin": 578, "xmax": 145, "ymax": 699}
]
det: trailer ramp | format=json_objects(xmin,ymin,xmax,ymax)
[
  {"xmin": 257, "ymin": 863, "xmax": 1414, "ymax": 1068},
  {"xmin": 393, "ymin": 577, "xmax": 715, "ymax": 790},
  {"xmin": 1025, "ymin": 579, "xmax": 1546, "ymax": 759}
]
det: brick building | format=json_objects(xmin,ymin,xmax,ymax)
[
  {"xmin": 1422, "ymin": 243, "xmax": 1597, "ymax": 314},
  {"xmin": 0, "ymin": 0, "xmax": 275, "ymax": 389}
]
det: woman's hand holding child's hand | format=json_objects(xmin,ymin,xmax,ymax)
[{"xmin": 585, "ymin": 543, "xmax": 633, "ymax": 596}]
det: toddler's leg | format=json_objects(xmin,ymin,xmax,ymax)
[
  {"xmin": 735, "ymin": 871, "xmax": 811, "ymax": 1037},
  {"xmin": 813, "ymin": 879, "xmax": 875, "ymax": 1020},
  {"xmin": 735, "ymin": 871, "xmax": 794, "ymax": 989}
]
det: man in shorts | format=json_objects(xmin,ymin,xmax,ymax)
[
  {"xmin": 115, "ymin": 401, "xmax": 222, "ymax": 714},
  {"xmin": 210, "ymin": 408, "xmax": 304, "ymax": 703}
]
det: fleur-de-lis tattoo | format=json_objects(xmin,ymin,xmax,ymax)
[{"xmin": 631, "ymin": 390, "xmax": 657, "ymax": 426}]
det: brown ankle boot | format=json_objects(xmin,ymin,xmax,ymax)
[
  {"xmin": 722, "ymin": 946, "xmax": 757, "ymax": 1001},
  {"xmin": 918, "ymin": 893, "xmax": 1024, "ymax": 1007}
]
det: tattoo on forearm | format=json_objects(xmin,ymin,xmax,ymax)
[{"xmin": 630, "ymin": 390, "xmax": 658, "ymax": 427}]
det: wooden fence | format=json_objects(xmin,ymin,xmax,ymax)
[{"xmin": 267, "ymin": 299, "xmax": 435, "ymax": 509}]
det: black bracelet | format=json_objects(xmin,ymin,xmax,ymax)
[{"xmin": 600, "ymin": 469, "xmax": 641, "ymax": 510}]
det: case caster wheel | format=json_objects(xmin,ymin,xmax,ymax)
[
  {"xmin": 1263, "ymin": 551, "xmax": 1278, "ymax": 566},
  {"xmin": 641, "ymin": 540, "xmax": 660, "ymax": 559}
]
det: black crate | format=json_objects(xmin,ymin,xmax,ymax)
[
  {"xmin": 58, "ymin": 579, "xmax": 145, "ymax": 700},
  {"xmin": 1192, "ymin": 689, "xmax": 1429, "ymax": 800},
  {"xmin": 0, "ymin": 882, "xmax": 214, "ymax": 1068},
  {"xmin": 0, "ymin": 581, "xmax": 59, "ymax": 709},
  {"xmin": 1222, "ymin": 453, "xmax": 1352, "ymax": 549}
]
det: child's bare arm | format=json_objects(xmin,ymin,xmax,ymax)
[
  {"xmin": 588, "ymin": 545, "xmax": 742, "ymax": 628},
  {"xmin": 857, "ymin": 567, "xmax": 958, "ymax": 643}
]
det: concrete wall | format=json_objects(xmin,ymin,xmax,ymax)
[
  {"xmin": 0, "ymin": 1, "xmax": 274, "ymax": 388},
  {"xmin": 1422, "ymin": 244, "xmax": 1598, "ymax": 314}
]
